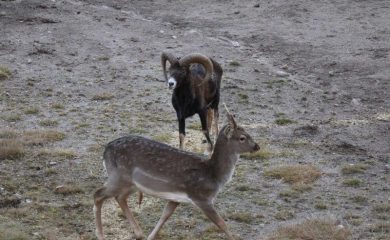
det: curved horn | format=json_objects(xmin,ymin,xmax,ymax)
[
  {"xmin": 179, "ymin": 53, "xmax": 213, "ymax": 81},
  {"xmin": 161, "ymin": 52, "xmax": 178, "ymax": 82}
]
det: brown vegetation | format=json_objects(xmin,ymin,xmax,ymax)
[{"xmin": 267, "ymin": 218, "xmax": 351, "ymax": 240}]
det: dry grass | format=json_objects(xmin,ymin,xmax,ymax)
[
  {"xmin": 264, "ymin": 164, "xmax": 322, "ymax": 185},
  {"xmin": 227, "ymin": 211, "xmax": 255, "ymax": 224},
  {"xmin": 54, "ymin": 185, "xmax": 84, "ymax": 195},
  {"xmin": 22, "ymin": 130, "xmax": 65, "ymax": 145},
  {"xmin": 241, "ymin": 148, "xmax": 272, "ymax": 160},
  {"xmin": 36, "ymin": 148, "xmax": 77, "ymax": 159},
  {"xmin": 267, "ymin": 218, "xmax": 351, "ymax": 240},
  {"xmin": 0, "ymin": 130, "xmax": 65, "ymax": 161},
  {"xmin": 92, "ymin": 93, "xmax": 114, "ymax": 101},
  {"xmin": 274, "ymin": 210, "xmax": 294, "ymax": 221},
  {"xmin": 0, "ymin": 139, "xmax": 25, "ymax": 160},
  {"xmin": 368, "ymin": 222, "xmax": 390, "ymax": 233},
  {"xmin": 0, "ymin": 223, "xmax": 29, "ymax": 240},
  {"xmin": 0, "ymin": 129, "xmax": 18, "ymax": 138},
  {"xmin": 373, "ymin": 203, "xmax": 390, "ymax": 214}
]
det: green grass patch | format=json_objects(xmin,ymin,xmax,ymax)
[
  {"xmin": 349, "ymin": 195, "xmax": 368, "ymax": 205},
  {"xmin": 98, "ymin": 56, "xmax": 110, "ymax": 61},
  {"xmin": 341, "ymin": 164, "xmax": 368, "ymax": 174},
  {"xmin": 373, "ymin": 203, "xmax": 390, "ymax": 214},
  {"xmin": 227, "ymin": 211, "xmax": 254, "ymax": 223},
  {"xmin": 279, "ymin": 189, "xmax": 300, "ymax": 199},
  {"xmin": 0, "ymin": 66, "xmax": 11, "ymax": 80},
  {"xmin": 342, "ymin": 178, "xmax": 362, "ymax": 187},
  {"xmin": 315, "ymin": 202, "xmax": 328, "ymax": 210},
  {"xmin": 188, "ymin": 122, "xmax": 202, "ymax": 131},
  {"xmin": 128, "ymin": 127, "xmax": 148, "ymax": 134},
  {"xmin": 238, "ymin": 93, "xmax": 249, "ymax": 100},
  {"xmin": 51, "ymin": 103, "xmax": 65, "ymax": 109},
  {"xmin": 39, "ymin": 119, "xmax": 59, "ymax": 127},
  {"xmin": 229, "ymin": 60, "xmax": 241, "ymax": 66},
  {"xmin": 152, "ymin": 133, "xmax": 172, "ymax": 143},
  {"xmin": 275, "ymin": 118, "xmax": 296, "ymax": 125},
  {"xmin": 3, "ymin": 114, "xmax": 22, "ymax": 122},
  {"xmin": 24, "ymin": 106, "xmax": 40, "ymax": 115}
]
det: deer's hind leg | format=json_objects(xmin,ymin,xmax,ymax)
[{"xmin": 94, "ymin": 185, "xmax": 117, "ymax": 240}]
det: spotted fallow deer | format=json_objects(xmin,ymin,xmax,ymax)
[{"xmin": 93, "ymin": 110, "xmax": 260, "ymax": 240}]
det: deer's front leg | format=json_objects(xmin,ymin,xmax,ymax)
[
  {"xmin": 195, "ymin": 201, "xmax": 235, "ymax": 240},
  {"xmin": 148, "ymin": 201, "xmax": 179, "ymax": 240}
]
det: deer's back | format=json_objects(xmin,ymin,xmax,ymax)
[{"xmin": 103, "ymin": 135, "xmax": 210, "ymax": 177}]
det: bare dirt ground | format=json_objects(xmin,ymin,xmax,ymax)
[{"xmin": 0, "ymin": 0, "xmax": 389, "ymax": 239}]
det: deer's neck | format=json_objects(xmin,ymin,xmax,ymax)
[{"xmin": 210, "ymin": 139, "xmax": 239, "ymax": 187}]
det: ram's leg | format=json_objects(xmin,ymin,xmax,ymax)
[
  {"xmin": 199, "ymin": 111, "xmax": 213, "ymax": 151},
  {"xmin": 213, "ymin": 108, "xmax": 219, "ymax": 136},
  {"xmin": 207, "ymin": 109, "xmax": 214, "ymax": 133},
  {"xmin": 178, "ymin": 118, "xmax": 186, "ymax": 150}
]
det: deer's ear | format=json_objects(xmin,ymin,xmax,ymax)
[
  {"xmin": 224, "ymin": 125, "xmax": 234, "ymax": 139},
  {"xmin": 224, "ymin": 113, "xmax": 237, "ymax": 139},
  {"xmin": 227, "ymin": 113, "xmax": 237, "ymax": 129}
]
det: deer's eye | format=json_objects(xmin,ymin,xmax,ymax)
[{"xmin": 239, "ymin": 135, "xmax": 247, "ymax": 142}]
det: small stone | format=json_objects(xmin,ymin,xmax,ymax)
[
  {"xmin": 49, "ymin": 161, "xmax": 57, "ymax": 166},
  {"xmin": 329, "ymin": 70, "xmax": 335, "ymax": 76},
  {"xmin": 275, "ymin": 70, "xmax": 289, "ymax": 77},
  {"xmin": 336, "ymin": 224, "xmax": 345, "ymax": 230},
  {"xmin": 231, "ymin": 41, "xmax": 240, "ymax": 47},
  {"xmin": 351, "ymin": 98, "xmax": 361, "ymax": 106}
]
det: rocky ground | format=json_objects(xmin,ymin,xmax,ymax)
[{"xmin": 0, "ymin": 0, "xmax": 389, "ymax": 239}]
